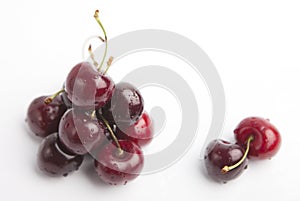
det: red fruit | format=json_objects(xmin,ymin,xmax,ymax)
[
  {"xmin": 94, "ymin": 140, "xmax": 144, "ymax": 185},
  {"xmin": 58, "ymin": 109, "xmax": 106, "ymax": 155},
  {"xmin": 37, "ymin": 133, "xmax": 84, "ymax": 177},
  {"xmin": 65, "ymin": 62, "xmax": 115, "ymax": 110},
  {"xmin": 101, "ymin": 82, "xmax": 144, "ymax": 126},
  {"xmin": 27, "ymin": 95, "xmax": 67, "ymax": 138},
  {"xmin": 204, "ymin": 139, "xmax": 248, "ymax": 183},
  {"xmin": 234, "ymin": 117, "xmax": 281, "ymax": 159},
  {"xmin": 116, "ymin": 112, "xmax": 153, "ymax": 146}
]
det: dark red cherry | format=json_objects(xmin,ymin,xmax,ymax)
[
  {"xmin": 58, "ymin": 109, "xmax": 106, "ymax": 155},
  {"xmin": 65, "ymin": 62, "xmax": 115, "ymax": 110},
  {"xmin": 94, "ymin": 140, "xmax": 144, "ymax": 185},
  {"xmin": 37, "ymin": 133, "xmax": 84, "ymax": 177},
  {"xmin": 204, "ymin": 139, "xmax": 248, "ymax": 183},
  {"xmin": 116, "ymin": 112, "xmax": 153, "ymax": 146},
  {"xmin": 27, "ymin": 95, "xmax": 67, "ymax": 138},
  {"xmin": 101, "ymin": 82, "xmax": 144, "ymax": 127},
  {"xmin": 234, "ymin": 117, "xmax": 281, "ymax": 159}
]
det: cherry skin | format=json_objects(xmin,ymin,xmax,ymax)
[
  {"xmin": 101, "ymin": 82, "xmax": 144, "ymax": 127},
  {"xmin": 204, "ymin": 139, "xmax": 248, "ymax": 183},
  {"xmin": 234, "ymin": 117, "xmax": 281, "ymax": 159},
  {"xmin": 94, "ymin": 140, "xmax": 144, "ymax": 185},
  {"xmin": 27, "ymin": 95, "xmax": 67, "ymax": 138},
  {"xmin": 37, "ymin": 133, "xmax": 84, "ymax": 177},
  {"xmin": 61, "ymin": 91, "xmax": 72, "ymax": 109},
  {"xmin": 61, "ymin": 83, "xmax": 73, "ymax": 108},
  {"xmin": 65, "ymin": 62, "xmax": 115, "ymax": 110},
  {"xmin": 58, "ymin": 109, "xmax": 106, "ymax": 155},
  {"xmin": 116, "ymin": 112, "xmax": 153, "ymax": 147}
]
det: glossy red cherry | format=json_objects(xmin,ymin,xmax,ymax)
[
  {"xmin": 58, "ymin": 109, "xmax": 106, "ymax": 155},
  {"xmin": 204, "ymin": 139, "xmax": 249, "ymax": 183},
  {"xmin": 101, "ymin": 82, "xmax": 144, "ymax": 127},
  {"xmin": 37, "ymin": 133, "xmax": 84, "ymax": 177},
  {"xmin": 234, "ymin": 117, "xmax": 281, "ymax": 159},
  {"xmin": 116, "ymin": 112, "xmax": 153, "ymax": 146},
  {"xmin": 94, "ymin": 139, "xmax": 144, "ymax": 185},
  {"xmin": 65, "ymin": 62, "xmax": 115, "ymax": 110},
  {"xmin": 27, "ymin": 95, "xmax": 67, "ymax": 138}
]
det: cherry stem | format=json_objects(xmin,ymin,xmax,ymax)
[
  {"xmin": 94, "ymin": 10, "xmax": 108, "ymax": 72},
  {"xmin": 222, "ymin": 136, "xmax": 254, "ymax": 173},
  {"xmin": 90, "ymin": 110, "xmax": 97, "ymax": 119},
  {"xmin": 44, "ymin": 89, "xmax": 65, "ymax": 104},
  {"xmin": 87, "ymin": 36, "xmax": 106, "ymax": 68},
  {"xmin": 98, "ymin": 114, "xmax": 123, "ymax": 155},
  {"xmin": 104, "ymin": 56, "xmax": 114, "ymax": 75},
  {"xmin": 88, "ymin": 44, "xmax": 99, "ymax": 67}
]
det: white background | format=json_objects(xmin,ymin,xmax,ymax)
[{"xmin": 0, "ymin": 0, "xmax": 299, "ymax": 200}]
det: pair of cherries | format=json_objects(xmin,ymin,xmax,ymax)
[
  {"xmin": 26, "ymin": 10, "xmax": 153, "ymax": 185},
  {"xmin": 204, "ymin": 117, "xmax": 281, "ymax": 183}
]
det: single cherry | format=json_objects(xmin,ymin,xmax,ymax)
[
  {"xmin": 37, "ymin": 133, "xmax": 84, "ymax": 177},
  {"xmin": 101, "ymin": 82, "xmax": 144, "ymax": 127},
  {"xmin": 204, "ymin": 139, "xmax": 250, "ymax": 183},
  {"xmin": 116, "ymin": 112, "xmax": 153, "ymax": 146},
  {"xmin": 27, "ymin": 94, "xmax": 67, "ymax": 138},
  {"xmin": 234, "ymin": 117, "xmax": 281, "ymax": 159},
  {"xmin": 58, "ymin": 109, "xmax": 106, "ymax": 155},
  {"xmin": 94, "ymin": 114, "xmax": 144, "ymax": 185},
  {"xmin": 65, "ymin": 62, "xmax": 115, "ymax": 110},
  {"xmin": 65, "ymin": 11, "xmax": 114, "ymax": 110},
  {"xmin": 94, "ymin": 139, "xmax": 144, "ymax": 185}
]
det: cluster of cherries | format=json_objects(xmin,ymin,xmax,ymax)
[
  {"xmin": 26, "ymin": 10, "xmax": 282, "ymax": 186},
  {"xmin": 26, "ymin": 10, "xmax": 153, "ymax": 185},
  {"xmin": 204, "ymin": 117, "xmax": 281, "ymax": 183}
]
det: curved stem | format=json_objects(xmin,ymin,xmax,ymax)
[
  {"xmin": 44, "ymin": 89, "xmax": 65, "ymax": 104},
  {"xmin": 222, "ymin": 136, "xmax": 253, "ymax": 173},
  {"xmin": 99, "ymin": 114, "xmax": 123, "ymax": 155},
  {"xmin": 94, "ymin": 10, "xmax": 108, "ymax": 72}
]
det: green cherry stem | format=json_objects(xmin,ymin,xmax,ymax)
[
  {"xmin": 94, "ymin": 10, "xmax": 108, "ymax": 72},
  {"xmin": 99, "ymin": 114, "xmax": 123, "ymax": 155},
  {"xmin": 44, "ymin": 89, "xmax": 65, "ymax": 104},
  {"xmin": 222, "ymin": 136, "xmax": 254, "ymax": 173}
]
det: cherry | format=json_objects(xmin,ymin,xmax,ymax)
[
  {"xmin": 37, "ymin": 133, "xmax": 84, "ymax": 177},
  {"xmin": 27, "ymin": 95, "xmax": 67, "ymax": 138},
  {"xmin": 234, "ymin": 117, "xmax": 281, "ymax": 159},
  {"xmin": 116, "ymin": 112, "xmax": 153, "ymax": 146},
  {"xmin": 101, "ymin": 82, "xmax": 144, "ymax": 127},
  {"xmin": 94, "ymin": 139, "xmax": 144, "ymax": 185},
  {"xmin": 65, "ymin": 62, "xmax": 115, "ymax": 110},
  {"xmin": 94, "ymin": 114, "xmax": 144, "ymax": 185},
  {"xmin": 58, "ymin": 109, "xmax": 106, "ymax": 155},
  {"xmin": 204, "ymin": 139, "xmax": 250, "ymax": 183},
  {"xmin": 64, "ymin": 11, "xmax": 114, "ymax": 110}
]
